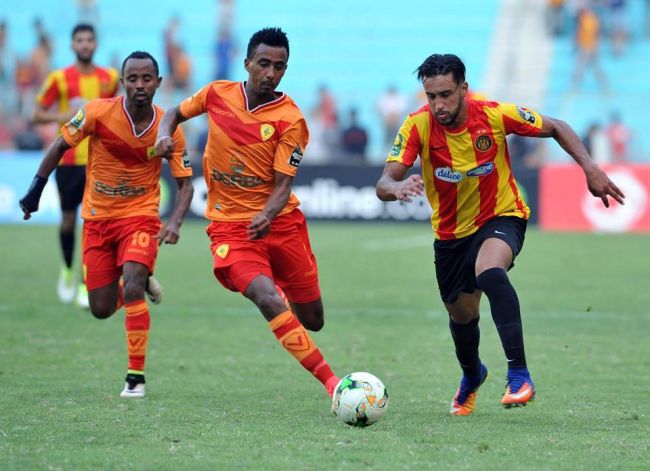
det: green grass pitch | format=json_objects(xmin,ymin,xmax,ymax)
[{"xmin": 1, "ymin": 221, "xmax": 648, "ymax": 469}]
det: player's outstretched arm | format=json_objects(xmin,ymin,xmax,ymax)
[
  {"xmin": 19, "ymin": 136, "xmax": 72, "ymax": 219},
  {"xmin": 247, "ymin": 171, "xmax": 293, "ymax": 240},
  {"xmin": 157, "ymin": 176, "xmax": 194, "ymax": 245},
  {"xmin": 376, "ymin": 161, "xmax": 424, "ymax": 203},
  {"xmin": 539, "ymin": 115, "xmax": 625, "ymax": 207},
  {"xmin": 155, "ymin": 106, "xmax": 187, "ymax": 159}
]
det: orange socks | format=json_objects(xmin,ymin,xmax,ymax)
[
  {"xmin": 124, "ymin": 300, "xmax": 150, "ymax": 374},
  {"xmin": 269, "ymin": 310, "xmax": 337, "ymax": 393}
]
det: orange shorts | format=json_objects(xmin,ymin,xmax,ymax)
[
  {"xmin": 207, "ymin": 209, "xmax": 321, "ymax": 303},
  {"xmin": 82, "ymin": 216, "xmax": 161, "ymax": 290}
]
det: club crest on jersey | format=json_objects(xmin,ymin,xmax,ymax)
[
  {"xmin": 390, "ymin": 134, "xmax": 403, "ymax": 157},
  {"xmin": 434, "ymin": 167, "xmax": 463, "ymax": 183},
  {"xmin": 146, "ymin": 146, "xmax": 158, "ymax": 160},
  {"xmin": 215, "ymin": 244, "xmax": 229, "ymax": 259},
  {"xmin": 467, "ymin": 162, "xmax": 494, "ymax": 177},
  {"xmin": 474, "ymin": 135, "xmax": 493, "ymax": 152},
  {"xmin": 66, "ymin": 108, "xmax": 86, "ymax": 135},
  {"xmin": 289, "ymin": 144, "xmax": 303, "ymax": 167},
  {"xmin": 517, "ymin": 106, "xmax": 536, "ymax": 124},
  {"xmin": 261, "ymin": 123, "xmax": 275, "ymax": 141}
]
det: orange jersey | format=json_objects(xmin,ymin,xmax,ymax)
[
  {"xmin": 179, "ymin": 80, "xmax": 308, "ymax": 222},
  {"xmin": 388, "ymin": 99, "xmax": 543, "ymax": 240},
  {"xmin": 36, "ymin": 65, "xmax": 120, "ymax": 166},
  {"xmin": 60, "ymin": 96, "xmax": 192, "ymax": 221}
]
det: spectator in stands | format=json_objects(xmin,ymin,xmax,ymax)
[
  {"xmin": 608, "ymin": 0, "xmax": 628, "ymax": 56},
  {"xmin": 377, "ymin": 85, "xmax": 407, "ymax": 149},
  {"xmin": 215, "ymin": 28, "xmax": 237, "ymax": 80},
  {"xmin": 582, "ymin": 122, "xmax": 611, "ymax": 164},
  {"xmin": 171, "ymin": 43, "xmax": 192, "ymax": 92},
  {"xmin": 0, "ymin": 19, "xmax": 15, "ymax": 114},
  {"xmin": 30, "ymin": 18, "xmax": 52, "ymax": 87},
  {"xmin": 571, "ymin": 6, "xmax": 608, "ymax": 93},
  {"xmin": 546, "ymin": 0, "xmax": 567, "ymax": 36},
  {"xmin": 308, "ymin": 85, "xmax": 338, "ymax": 162},
  {"xmin": 341, "ymin": 107, "xmax": 368, "ymax": 164},
  {"xmin": 606, "ymin": 112, "xmax": 632, "ymax": 162},
  {"xmin": 76, "ymin": 0, "xmax": 99, "ymax": 28}
]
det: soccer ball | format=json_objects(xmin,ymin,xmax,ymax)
[{"xmin": 331, "ymin": 372, "xmax": 389, "ymax": 427}]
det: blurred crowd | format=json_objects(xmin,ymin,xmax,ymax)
[{"xmin": 0, "ymin": 0, "xmax": 644, "ymax": 166}]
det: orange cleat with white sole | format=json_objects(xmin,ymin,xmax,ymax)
[
  {"xmin": 501, "ymin": 368, "xmax": 536, "ymax": 407},
  {"xmin": 450, "ymin": 364, "xmax": 488, "ymax": 416}
]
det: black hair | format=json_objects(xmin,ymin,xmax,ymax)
[
  {"xmin": 246, "ymin": 27, "xmax": 289, "ymax": 59},
  {"xmin": 71, "ymin": 23, "xmax": 95, "ymax": 39},
  {"xmin": 121, "ymin": 51, "xmax": 159, "ymax": 76},
  {"xmin": 416, "ymin": 54, "xmax": 466, "ymax": 84}
]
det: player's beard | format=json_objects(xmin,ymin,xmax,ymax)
[
  {"xmin": 435, "ymin": 102, "xmax": 461, "ymax": 126},
  {"xmin": 75, "ymin": 51, "xmax": 94, "ymax": 65}
]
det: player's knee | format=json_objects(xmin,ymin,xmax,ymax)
[
  {"xmin": 122, "ymin": 278, "xmax": 147, "ymax": 302},
  {"xmin": 476, "ymin": 267, "xmax": 509, "ymax": 292},
  {"xmin": 256, "ymin": 292, "xmax": 286, "ymax": 316},
  {"xmin": 304, "ymin": 317, "xmax": 324, "ymax": 332},
  {"xmin": 89, "ymin": 301, "xmax": 114, "ymax": 319}
]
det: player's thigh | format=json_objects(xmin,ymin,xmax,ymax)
[
  {"xmin": 268, "ymin": 212, "xmax": 321, "ymax": 304},
  {"xmin": 473, "ymin": 217, "xmax": 527, "ymax": 276},
  {"xmin": 82, "ymin": 221, "xmax": 120, "ymax": 291},
  {"xmin": 207, "ymin": 221, "xmax": 273, "ymax": 294},
  {"xmin": 434, "ymin": 236, "xmax": 477, "ymax": 306},
  {"xmin": 88, "ymin": 278, "xmax": 121, "ymax": 318},
  {"xmin": 116, "ymin": 216, "xmax": 161, "ymax": 276}
]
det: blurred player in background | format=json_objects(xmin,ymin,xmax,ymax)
[
  {"xmin": 376, "ymin": 54, "xmax": 624, "ymax": 416},
  {"xmin": 32, "ymin": 24, "xmax": 119, "ymax": 308},
  {"xmin": 155, "ymin": 27, "xmax": 340, "ymax": 397},
  {"xmin": 20, "ymin": 51, "xmax": 194, "ymax": 398}
]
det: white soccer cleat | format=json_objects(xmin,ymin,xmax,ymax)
[
  {"xmin": 75, "ymin": 283, "xmax": 90, "ymax": 309},
  {"xmin": 146, "ymin": 275, "xmax": 163, "ymax": 305},
  {"xmin": 120, "ymin": 374, "xmax": 146, "ymax": 398},
  {"xmin": 57, "ymin": 266, "xmax": 76, "ymax": 304}
]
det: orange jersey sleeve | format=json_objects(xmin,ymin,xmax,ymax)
[
  {"xmin": 60, "ymin": 101, "xmax": 98, "ymax": 147},
  {"xmin": 178, "ymin": 84, "xmax": 211, "ymax": 119},
  {"xmin": 168, "ymin": 126, "xmax": 192, "ymax": 178},
  {"xmin": 273, "ymin": 118, "xmax": 308, "ymax": 176},
  {"xmin": 498, "ymin": 103, "xmax": 543, "ymax": 136}
]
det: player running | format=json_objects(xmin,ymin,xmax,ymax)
[
  {"xmin": 32, "ymin": 24, "xmax": 119, "ymax": 308},
  {"xmin": 20, "ymin": 51, "xmax": 194, "ymax": 398},
  {"xmin": 376, "ymin": 54, "xmax": 624, "ymax": 415},
  {"xmin": 155, "ymin": 27, "xmax": 340, "ymax": 397}
]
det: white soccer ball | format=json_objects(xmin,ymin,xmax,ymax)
[{"xmin": 331, "ymin": 372, "xmax": 389, "ymax": 427}]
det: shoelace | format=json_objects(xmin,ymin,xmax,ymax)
[{"xmin": 505, "ymin": 375, "xmax": 528, "ymax": 394}]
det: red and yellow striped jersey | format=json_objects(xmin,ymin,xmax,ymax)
[
  {"xmin": 61, "ymin": 97, "xmax": 191, "ymax": 221},
  {"xmin": 36, "ymin": 65, "xmax": 119, "ymax": 166},
  {"xmin": 387, "ymin": 99, "xmax": 543, "ymax": 240},
  {"xmin": 179, "ymin": 80, "xmax": 309, "ymax": 222}
]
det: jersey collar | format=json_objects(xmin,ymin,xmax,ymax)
[
  {"xmin": 240, "ymin": 81, "xmax": 285, "ymax": 113},
  {"xmin": 122, "ymin": 96, "xmax": 157, "ymax": 138}
]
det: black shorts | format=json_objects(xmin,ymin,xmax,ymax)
[
  {"xmin": 55, "ymin": 165, "xmax": 86, "ymax": 211},
  {"xmin": 433, "ymin": 216, "xmax": 527, "ymax": 304}
]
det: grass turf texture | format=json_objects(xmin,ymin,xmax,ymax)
[{"xmin": 1, "ymin": 221, "xmax": 648, "ymax": 470}]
